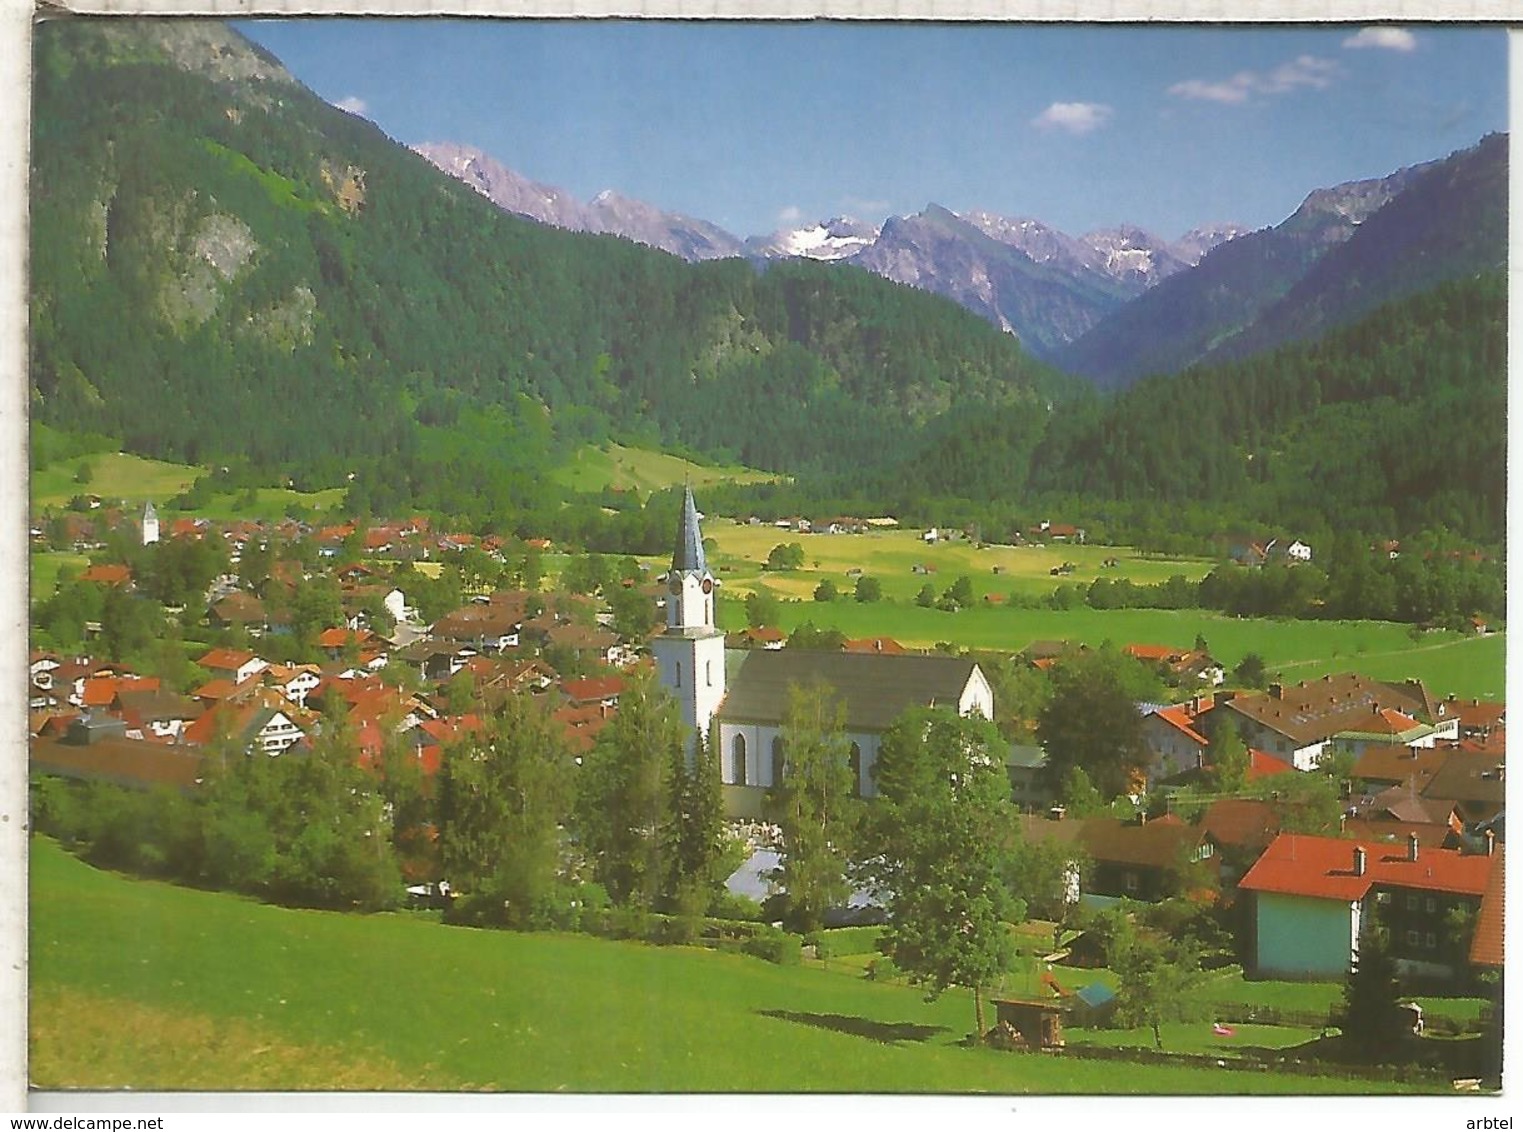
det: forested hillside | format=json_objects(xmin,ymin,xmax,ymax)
[
  {"xmin": 30, "ymin": 19, "xmax": 1069, "ymax": 511},
  {"xmin": 712, "ymin": 274, "xmax": 1504, "ymax": 550}
]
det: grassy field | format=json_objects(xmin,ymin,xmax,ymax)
[
  {"xmin": 30, "ymin": 839, "xmax": 1412, "ymax": 1095},
  {"xmin": 29, "ymin": 551, "xmax": 90, "ymax": 602},
  {"xmin": 550, "ymin": 443, "xmax": 781, "ymax": 497},
  {"xmin": 31, "ymin": 453, "xmax": 201, "ymax": 509}
]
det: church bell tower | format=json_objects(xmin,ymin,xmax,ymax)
[{"xmin": 651, "ymin": 486, "xmax": 726, "ymax": 760}]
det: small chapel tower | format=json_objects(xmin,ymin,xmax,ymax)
[
  {"xmin": 650, "ymin": 486, "xmax": 726, "ymax": 760},
  {"xmin": 141, "ymin": 501, "xmax": 160, "ymax": 546}
]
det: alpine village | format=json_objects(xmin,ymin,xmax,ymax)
[{"xmin": 26, "ymin": 20, "xmax": 1508, "ymax": 1097}]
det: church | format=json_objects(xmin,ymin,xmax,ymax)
[{"xmin": 652, "ymin": 487, "xmax": 994, "ymax": 818}]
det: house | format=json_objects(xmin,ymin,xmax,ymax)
[
  {"xmin": 1223, "ymin": 674, "xmax": 1457, "ymax": 772},
  {"xmin": 262, "ymin": 663, "xmax": 323, "ymax": 709},
  {"xmin": 1126, "ymin": 646, "xmax": 1224, "ymax": 687},
  {"xmin": 196, "ymin": 648, "xmax": 270, "ymax": 687},
  {"xmin": 1005, "ymin": 744, "xmax": 1051, "ymax": 812},
  {"xmin": 1468, "ymin": 849, "xmax": 1504, "ymax": 972},
  {"xmin": 1074, "ymin": 815, "xmax": 1216, "ymax": 906},
  {"xmin": 182, "ymin": 699, "xmax": 307, "ymax": 756},
  {"xmin": 79, "ymin": 563, "xmax": 133, "ymax": 588},
  {"xmin": 208, "ymin": 591, "xmax": 268, "ymax": 632},
  {"xmin": 1420, "ymin": 752, "xmax": 1505, "ymax": 826},
  {"xmin": 843, "ymin": 636, "xmax": 909, "ymax": 656},
  {"xmin": 1238, "ymin": 832, "xmax": 1492, "ymax": 983},
  {"xmin": 430, "ymin": 605, "xmax": 521, "ymax": 653},
  {"xmin": 1442, "ymin": 696, "xmax": 1505, "ymax": 743},
  {"xmin": 559, "ymin": 675, "xmax": 626, "ymax": 712},
  {"xmin": 729, "ymin": 626, "xmax": 786, "ymax": 650},
  {"xmin": 1142, "ymin": 697, "xmax": 1216, "ymax": 782},
  {"xmin": 114, "ymin": 688, "xmax": 199, "ymax": 742},
  {"xmin": 654, "ymin": 487, "xmax": 993, "ymax": 819}
]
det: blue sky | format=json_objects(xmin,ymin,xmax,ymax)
[{"xmin": 236, "ymin": 20, "xmax": 1507, "ymax": 240}]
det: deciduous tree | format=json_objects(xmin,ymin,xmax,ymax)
[{"xmin": 864, "ymin": 706, "xmax": 1015, "ymax": 1037}]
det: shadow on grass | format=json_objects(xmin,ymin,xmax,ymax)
[{"xmin": 757, "ymin": 1009, "xmax": 950, "ymax": 1046}]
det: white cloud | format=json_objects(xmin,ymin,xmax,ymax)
[
  {"xmin": 1343, "ymin": 27, "xmax": 1418, "ymax": 52},
  {"xmin": 1168, "ymin": 55, "xmax": 1340, "ymax": 104},
  {"xmin": 1031, "ymin": 101, "xmax": 1113, "ymax": 135},
  {"xmin": 334, "ymin": 96, "xmax": 369, "ymax": 116}
]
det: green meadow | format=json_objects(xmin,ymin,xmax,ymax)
[
  {"xmin": 30, "ymin": 839, "xmax": 1409, "ymax": 1095},
  {"xmin": 550, "ymin": 443, "xmax": 781, "ymax": 497},
  {"xmin": 31, "ymin": 452, "xmax": 201, "ymax": 510}
]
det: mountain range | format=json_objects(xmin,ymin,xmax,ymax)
[
  {"xmin": 28, "ymin": 19, "xmax": 1508, "ymax": 546},
  {"xmin": 414, "ymin": 134, "xmax": 1506, "ymax": 386},
  {"xmin": 414, "ymin": 140, "xmax": 1245, "ymax": 362}
]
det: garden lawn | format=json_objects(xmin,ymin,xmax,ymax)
[
  {"xmin": 1065, "ymin": 1021, "xmax": 1324, "ymax": 1056},
  {"xmin": 29, "ymin": 840, "xmax": 1412, "ymax": 1095}
]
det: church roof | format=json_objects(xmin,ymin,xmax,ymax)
[
  {"xmin": 670, "ymin": 486, "xmax": 707, "ymax": 575},
  {"xmin": 718, "ymin": 648, "xmax": 983, "ymax": 734}
]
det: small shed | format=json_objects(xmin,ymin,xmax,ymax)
[{"xmin": 991, "ymin": 998, "xmax": 1065, "ymax": 1050}]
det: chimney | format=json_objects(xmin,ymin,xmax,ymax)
[
  {"xmin": 1353, "ymin": 846, "xmax": 1367, "ymax": 877},
  {"xmin": 1486, "ymin": 829, "xmax": 1496, "ymax": 856},
  {"xmin": 1407, "ymin": 833, "xmax": 1419, "ymax": 863}
]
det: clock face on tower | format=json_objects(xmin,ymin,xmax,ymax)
[{"xmin": 701, "ymin": 577, "xmax": 713, "ymax": 594}]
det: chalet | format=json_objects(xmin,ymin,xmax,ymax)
[
  {"xmin": 1238, "ymin": 832, "xmax": 1491, "ymax": 983},
  {"xmin": 430, "ymin": 605, "xmax": 521, "ymax": 653},
  {"xmin": 1074, "ymin": 815, "xmax": 1216, "ymax": 906},
  {"xmin": 114, "ymin": 688, "xmax": 198, "ymax": 743},
  {"xmin": 1223, "ymin": 674, "xmax": 1457, "ymax": 771},
  {"xmin": 729, "ymin": 626, "xmax": 786, "ymax": 650},
  {"xmin": 197, "ymin": 648, "xmax": 270, "ymax": 687},
  {"xmin": 843, "ymin": 636, "xmax": 909, "ymax": 655},
  {"xmin": 79, "ymin": 563, "xmax": 133, "ymax": 588},
  {"xmin": 559, "ymin": 675, "xmax": 626, "ymax": 712},
  {"xmin": 1005, "ymin": 744, "xmax": 1051, "ymax": 812},
  {"xmin": 262, "ymin": 663, "xmax": 323, "ymax": 708},
  {"xmin": 1125, "ymin": 645, "xmax": 1224, "ymax": 687},
  {"xmin": 182, "ymin": 696, "xmax": 309, "ymax": 757},
  {"xmin": 208, "ymin": 591, "xmax": 268, "ymax": 632}
]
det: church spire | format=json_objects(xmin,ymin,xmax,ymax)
[{"xmin": 671, "ymin": 484, "xmax": 707, "ymax": 576}]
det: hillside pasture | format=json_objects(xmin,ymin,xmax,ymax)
[
  {"xmin": 30, "ymin": 839, "xmax": 1409, "ymax": 1095},
  {"xmin": 551, "ymin": 443, "xmax": 780, "ymax": 497},
  {"xmin": 31, "ymin": 452, "xmax": 200, "ymax": 510}
]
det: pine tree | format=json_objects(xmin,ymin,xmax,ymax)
[{"xmin": 1341, "ymin": 911, "xmax": 1403, "ymax": 1062}]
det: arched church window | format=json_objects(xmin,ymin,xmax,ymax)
[
  {"xmin": 706, "ymin": 659, "xmax": 713, "ymax": 687},
  {"xmin": 732, "ymin": 733, "xmax": 747, "ymax": 786},
  {"xmin": 771, "ymin": 737, "xmax": 786, "ymax": 787},
  {"xmin": 675, "ymin": 661, "xmax": 682, "ymax": 688}
]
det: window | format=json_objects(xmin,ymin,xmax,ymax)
[
  {"xmin": 706, "ymin": 659, "xmax": 713, "ymax": 687},
  {"xmin": 1425, "ymin": 897, "xmax": 1437, "ymax": 914},
  {"xmin": 1125, "ymin": 872, "xmax": 1140, "ymax": 893},
  {"xmin": 1406, "ymin": 894, "xmax": 1419, "ymax": 911},
  {"xmin": 771, "ymin": 737, "xmax": 786, "ymax": 787},
  {"xmin": 1425, "ymin": 932, "xmax": 1437, "ymax": 950},
  {"xmin": 1405, "ymin": 930, "xmax": 1420, "ymax": 947},
  {"xmin": 675, "ymin": 661, "xmax": 682, "ymax": 688},
  {"xmin": 732, "ymin": 734, "xmax": 747, "ymax": 786}
]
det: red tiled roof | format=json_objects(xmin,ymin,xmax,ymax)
[
  {"xmin": 1200, "ymin": 799, "xmax": 1281, "ymax": 851},
  {"xmin": 844, "ymin": 636, "xmax": 909, "ymax": 655},
  {"xmin": 197, "ymin": 648, "xmax": 261, "ymax": 672},
  {"xmin": 1469, "ymin": 849, "xmax": 1504, "ymax": 968},
  {"xmin": 1152, "ymin": 704, "xmax": 1210, "ymax": 747},
  {"xmin": 79, "ymin": 563, "xmax": 132, "ymax": 586},
  {"xmin": 1248, "ymin": 749, "xmax": 1295, "ymax": 779},
  {"xmin": 1239, "ymin": 833, "xmax": 1490, "ymax": 902},
  {"xmin": 1126, "ymin": 644, "xmax": 1177, "ymax": 663},
  {"xmin": 561, "ymin": 675, "xmax": 626, "ymax": 704},
  {"xmin": 1442, "ymin": 697, "xmax": 1506, "ymax": 733}
]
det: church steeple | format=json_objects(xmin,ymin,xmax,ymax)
[
  {"xmin": 671, "ymin": 484, "xmax": 708, "ymax": 576},
  {"xmin": 652, "ymin": 486, "xmax": 726, "ymax": 761},
  {"xmin": 665, "ymin": 485, "xmax": 717, "ymax": 632}
]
